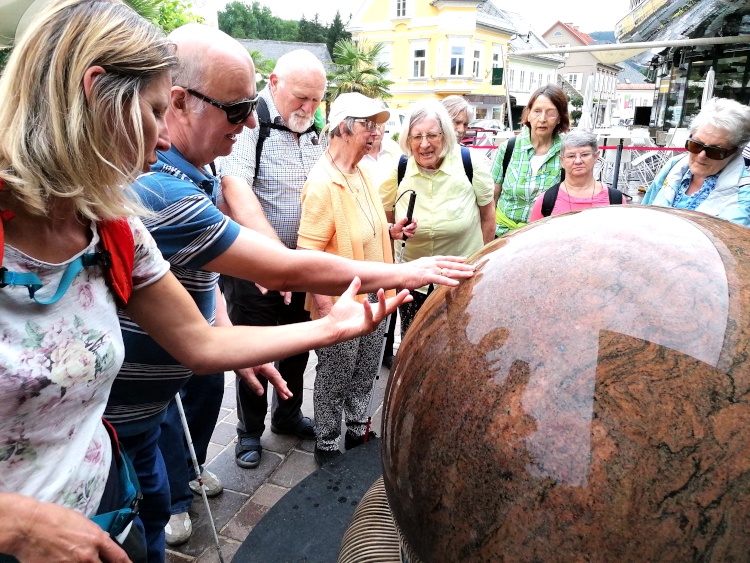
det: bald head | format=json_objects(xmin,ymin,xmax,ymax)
[
  {"xmin": 164, "ymin": 24, "xmax": 258, "ymax": 168},
  {"xmin": 168, "ymin": 24, "xmax": 255, "ymax": 89},
  {"xmin": 273, "ymin": 49, "xmax": 326, "ymax": 82}
]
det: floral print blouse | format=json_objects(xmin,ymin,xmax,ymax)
[{"xmin": 0, "ymin": 216, "xmax": 169, "ymax": 516}]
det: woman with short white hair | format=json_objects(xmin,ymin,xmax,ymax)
[{"xmin": 643, "ymin": 98, "xmax": 750, "ymax": 225}]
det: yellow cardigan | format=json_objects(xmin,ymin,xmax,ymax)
[{"xmin": 298, "ymin": 154, "xmax": 395, "ymax": 320}]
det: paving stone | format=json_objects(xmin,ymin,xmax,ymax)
[
  {"xmin": 221, "ymin": 499, "xmax": 271, "ymax": 542},
  {"xmin": 209, "ymin": 422, "xmax": 236, "ymax": 446},
  {"xmin": 205, "ymin": 443, "xmax": 224, "ymax": 466},
  {"xmin": 251, "ymin": 483, "xmax": 289, "ymax": 508},
  {"xmin": 268, "ymin": 449, "xmax": 317, "ymax": 489},
  {"xmin": 207, "ymin": 444, "xmax": 282, "ymax": 494},
  {"xmin": 261, "ymin": 429, "xmax": 297, "ymax": 454},
  {"xmin": 169, "ymin": 490, "xmax": 247, "ymax": 558},
  {"xmin": 194, "ymin": 536, "xmax": 241, "ymax": 563}
]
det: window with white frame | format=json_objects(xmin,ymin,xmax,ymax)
[
  {"xmin": 559, "ymin": 43, "xmax": 570, "ymax": 59},
  {"xmin": 492, "ymin": 51, "xmax": 502, "ymax": 68},
  {"xmin": 564, "ymin": 72, "xmax": 581, "ymax": 89},
  {"xmin": 508, "ymin": 68, "xmax": 515, "ymax": 89},
  {"xmin": 450, "ymin": 45, "xmax": 466, "ymax": 76},
  {"xmin": 553, "ymin": 30, "xmax": 562, "ymax": 37},
  {"xmin": 378, "ymin": 43, "xmax": 392, "ymax": 79},
  {"xmin": 546, "ymin": 73, "xmax": 552, "ymax": 86},
  {"xmin": 473, "ymin": 49, "xmax": 481, "ymax": 78},
  {"xmin": 519, "ymin": 70, "xmax": 526, "ymax": 91},
  {"xmin": 529, "ymin": 71, "xmax": 535, "ymax": 91},
  {"xmin": 411, "ymin": 40, "xmax": 427, "ymax": 78},
  {"xmin": 396, "ymin": 0, "xmax": 407, "ymax": 17}
]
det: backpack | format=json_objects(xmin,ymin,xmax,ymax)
[
  {"xmin": 540, "ymin": 182, "xmax": 624, "ymax": 217},
  {"xmin": 0, "ymin": 179, "xmax": 135, "ymax": 307},
  {"xmin": 397, "ymin": 146, "xmax": 473, "ymax": 186},
  {"xmin": 254, "ymin": 97, "xmax": 319, "ymax": 172}
]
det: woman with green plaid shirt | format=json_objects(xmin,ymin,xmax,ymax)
[{"xmin": 491, "ymin": 85, "xmax": 570, "ymax": 236}]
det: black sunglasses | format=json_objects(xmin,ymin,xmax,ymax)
[
  {"xmin": 685, "ymin": 138, "xmax": 737, "ymax": 161},
  {"xmin": 184, "ymin": 87, "xmax": 259, "ymax": 124}
]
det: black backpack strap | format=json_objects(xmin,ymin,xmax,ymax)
[
  {"xmin": 255, "ymin": 97, "xmax": 272, "ymax": 173},
  {"xmin": 460, "ymin": 146, "xmax": 473, "ymax": 184},
  {"xmin": 541, "ymin": 183, "xmax": 561, "ymax": 217},
  {"xmin": 501, "ymin": 136, "xmax": 516, "ymax": 179},
  {"xmin": 607, "ymin": 186, "xmax": 624, "ymax": 204},
  {"xmin": 397, "ymin": 154, "xmax": 408, "ymax": 186}
]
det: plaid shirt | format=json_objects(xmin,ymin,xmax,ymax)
[
  {"xmin": 216, "ymin": 86, "xmax": 326, "ymax": 248},
  {"xmin": 491, "ymin": 127, "xmax": 563, "ymax": 235}
]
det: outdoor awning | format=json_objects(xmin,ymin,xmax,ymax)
[
  {"xmin": 0, "ymin": 0, "xmax": 51, "ymax": 48},
  {"xmin": 516, "ymin": 35, "xmax": 750, "ymax": 65}
]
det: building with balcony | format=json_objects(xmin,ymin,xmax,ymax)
[
  {"xmin": 347, "ymin": 0, "xmax": 561, "ymax": 125},
  {"xmin": 616, "ymin": 0, "xmax": 750, "ymax": 130}
]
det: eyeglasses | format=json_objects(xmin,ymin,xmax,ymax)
[
  {"xmin": 562, "ymin": 152, "xmax": 596, "ymax": 162},
  {"xmin": 184, "ymin": 87, "xmax": 259, "ymax": 124},
  {"xmin": 352, "ymin": 118, "xmax": 378, "ymax": 131},
  {"xmin": 408, "ymin": 132, "xmax": 443, "ymax": 143},
  {"xmin": 530, "ymin": 108, "xmax": 559, "ymax": 119},
  {"xmin": 685, "ymin": 138, "xmax": 737, "ymax": 161}
]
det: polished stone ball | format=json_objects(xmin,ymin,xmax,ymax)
[{"xmin": 382, "ymin": 206, "xmax": 750, "ymax": 562}]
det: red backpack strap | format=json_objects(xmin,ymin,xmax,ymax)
[{"xmin": 98, "ymin": 218, "xmax": 134, "ymax": 307}]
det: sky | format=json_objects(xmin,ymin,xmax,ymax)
[{"xmin": 243, "ymin": 0, "xmax": 631, "ymax": 35}]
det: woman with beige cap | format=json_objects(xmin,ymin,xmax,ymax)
[{"xmin": 298, "ymin": 93, "xmax": 417, "ymax": 465}]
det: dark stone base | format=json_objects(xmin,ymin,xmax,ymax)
[{"xmin": 233, "ymin": 439, "xmax": 382, "ymax": 562}]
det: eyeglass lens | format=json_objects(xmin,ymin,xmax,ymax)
[
  {"xmin": 685, "ymin": 138, "xmax": 736, "ymax": 161},
  {"xmin": 409, "ymin": 133, "xmax": 442, "ymax": 142}
]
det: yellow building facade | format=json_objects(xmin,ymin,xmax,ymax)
[{"xmin": 348, "ymin": 0, "xmax": 514, "ymax": 119}]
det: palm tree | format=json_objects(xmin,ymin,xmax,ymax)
[
  {"xmin": 247, "ymin": 50, "xmax": 275, "ymax": 90},
  {"xmin": 326, "ymin": 39, "xmax": 393, "ymax": 117}
]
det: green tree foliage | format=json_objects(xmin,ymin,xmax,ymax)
[
  {"xmin": 298, "ymin": 15, "xmax": 326, "ymax": 44},
  {"xmin": 0, "ymin": 49, "xmax": 10, "ymax": 75},
  {"xmin": 219, "ymin": 1, "xmax": 297, "ymax": 40},
  {"xmin": 325, "ymin": 11, "xmax": 351, "ymax": 55},
  {"xmin": 125, "ymin": 0, "xmax": 202, "ymax": 33},
  {"xmin": 327, "ymin": 39, "xmax": 393, "ymax": 113},
  {"xmin": 248, "ymin": 50, "xmax": 275, "ymax": 88}
]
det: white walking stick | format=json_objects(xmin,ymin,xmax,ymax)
[{"xmin": 174, "ymin": 393, "xmax": 225, "ymax": 563}]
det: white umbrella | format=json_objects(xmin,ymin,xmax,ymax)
[
  {"xmin": 577, "ymin": 74, "xmax": 595, "ymax": 130},
  {"xmin": 0, "ymin": 0, "xmax": 51, "ymax": 47},
  {"xmin": 701, "ymin": 66, "xmax": 715, "ymax": 108}
]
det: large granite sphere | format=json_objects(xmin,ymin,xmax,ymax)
[{"xmin": 382, "ymin": 206, "xmax": 750, "ymax": 562}]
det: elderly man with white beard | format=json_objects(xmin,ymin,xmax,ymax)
[{"xmin": 216, "ymin": 50, "xmax": 327, "ymax": 471}]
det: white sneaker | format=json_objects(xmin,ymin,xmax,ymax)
[
  {"xmin": 165, "ymin": 512, "xmax": 192, "ymax": 546},
  {"xmin": 188, "ymin": 469, "xmax": 223, "ymax": 497}
]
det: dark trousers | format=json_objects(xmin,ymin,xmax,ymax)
[
  {"xmin": 159, "ymin": 372, "xmax": 224, "ymax": 515},
  {"xmin": 224, "ymin": 284, "xmax": 311, "ymax": 439}
]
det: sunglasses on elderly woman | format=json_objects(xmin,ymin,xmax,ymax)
[
  {"xmin": 684, "ymin": 138, "xmax": 738, "ymax": 161},
  {"xmin": 184, "ymin": 88, "xmax": 259, "ymax": 124}
]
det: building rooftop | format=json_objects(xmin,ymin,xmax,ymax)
[{"xmin": 235, "ymin": 39, "xmax": 332, "ymax": 65}]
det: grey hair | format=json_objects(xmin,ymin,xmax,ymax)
[
  {"xmin": 330, "ymin": 117, "xmax": 356, "ymax": 138},
  {"xmin": 399, "ymin": 100, "xmax": 457, "ymax": 159},
  {"xmin": 690, "ymin": 97, "xmax": 750, "ymax": 147},
  {"xmin": 273, "ymin": 49, "xmax": 327, "ymax": 87},
  {"xmin": 442, "ymin": 95, "xmax": 475, "ymax": 122},
  {"xmin": 561, "ymin": 129, "xmax": 598, "ymax": 154}
]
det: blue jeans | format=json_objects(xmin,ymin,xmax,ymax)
[
  {"xmin": 159, "ymin": 373, "xmax": 225, "ymax": 515},
  {"xmin": 119, "ymin": 427, "xmax": 170, "ymax": 563}
]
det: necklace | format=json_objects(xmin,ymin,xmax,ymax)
[
  {"xmin": 563, "ymin": 180, "xmax": 597, "ymax": 212},
  {"xmin": 327, "ymin": 151, "xmax": 377, "ymax": 238}
]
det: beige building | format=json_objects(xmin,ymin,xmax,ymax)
[
  {"xmin": 543, "ymin": 21, "xmax": 621, "ymax": 126},
  {"xmin": 347, "ymin": 0, "xmax": 560, "ymax": 124}
]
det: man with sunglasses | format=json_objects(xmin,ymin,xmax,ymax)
[{"xmin": 643, "ymin": 98, "xmax": 750, "ymax": 225}]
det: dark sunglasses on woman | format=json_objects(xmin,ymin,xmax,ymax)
[
  {"xmin": 184, "ymin": 87, "xmax": 259, "ymax": 124},
  {"xmin": 685, "ymin": 138, "xmax": 737, "ymax": 161}
]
